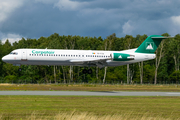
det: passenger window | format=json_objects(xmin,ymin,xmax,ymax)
[{"xmin": 29, "ymin": 54, "xmax": 31, "ymax": 56}]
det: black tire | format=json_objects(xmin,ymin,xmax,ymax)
[
  {"xmin": 82, "ymin": 69, "xmax": 87, "ymax": 74},
  {"xmin": 88, "ymin": 69, "xmax": 92, "ymax": 74}
]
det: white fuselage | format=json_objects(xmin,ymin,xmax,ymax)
[{"xmin": 2, "ymin": 49, "xmax": 156, "ymax": 68}]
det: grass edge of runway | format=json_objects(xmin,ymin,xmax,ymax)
[
  {"xmin": 0, "ymin": 96, "xmax": 180, "ymax": 119},
  {"xmin": 1, "ymin": 84, "xmax": 180, "ymax": 92}
]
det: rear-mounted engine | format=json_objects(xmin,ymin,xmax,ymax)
[{"xmin": 113, "ymin": 53, "xmax": 135, "ymax": 61}]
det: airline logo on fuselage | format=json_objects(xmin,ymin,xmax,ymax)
[{"xmin": 32, "ymin": 50, "xmax": 55, "ymax": 54}]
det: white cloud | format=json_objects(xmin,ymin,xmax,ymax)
[
  {"xmin": 34, "ymin": 0, "xmax": 58, "ymax": 4},
  {"xmin": 54, "ymin": 0, "xmax": 88, "ymax": 10},
  {"xmin": 171, "ymin": 16, "xmax": 180, "ymax": 26},
  {"xmin": 168, "ymin": 15, "xmax": 180, "ymax": 36},
  {"xmin": 0, "ymin": 0, "xmax": 24, "ymax": 23},
  {"xmin": 122, "ymin": 21, "xmax": 134, "ymax": 35},
  {"xmin": 0, "ymin": 0, "xmax": 180, "ymax": 39},
  {"xmin": 0, "ymin": 32, "xmax": 22, "ymax": 44}
]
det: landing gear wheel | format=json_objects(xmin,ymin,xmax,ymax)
[
  {"xmin": 87, "ymin": 69, "xmax": 92, "ymax": 74},
  {"xmin": 82, "ymin": 69, "xmax": 87, "ymax": 74}
]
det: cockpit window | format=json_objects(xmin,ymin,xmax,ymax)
[{"xmin": 9, "ymin": 52, "xmax": 18, "ymax": 55}]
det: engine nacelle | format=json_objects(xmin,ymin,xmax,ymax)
[{"xmin": 113, "ymin": 53, "xmax": 135, "ymax": 61}]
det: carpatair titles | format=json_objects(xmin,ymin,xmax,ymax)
[{"xmin": 32, "ymin": 50, "xmax": 55, "ymax": 54}]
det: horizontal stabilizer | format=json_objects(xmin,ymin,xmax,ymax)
[{"xmin": 151, "ymin": 37, "xmax": 173, "ymax": 39}]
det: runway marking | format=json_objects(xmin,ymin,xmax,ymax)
[
  {"xmin": 166, "ymin": 93, "xmax": 180, "ymax": 94},
  {"xmin": 0, "ymin": 91, "xmax": 180, "ymax": 96}
]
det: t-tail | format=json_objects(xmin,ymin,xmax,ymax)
[{"xmin": 135, "ymin": 35, "xmax": 168, "ymax": 54}]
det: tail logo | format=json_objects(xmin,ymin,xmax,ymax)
[{"xmin": 146, "ymin": 42, "xmax": 154, "ymax": 50}]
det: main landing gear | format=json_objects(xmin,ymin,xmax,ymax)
[{"xmin": 82, "ymin": 68, "xmax": 92, "ymax": 74}]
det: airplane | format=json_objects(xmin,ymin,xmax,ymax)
[{"xmin": 2, "ymin": 35, "xmax": 168, "ymax": 74}]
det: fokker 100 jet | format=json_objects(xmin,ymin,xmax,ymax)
[{"xmin": 2, "ymin": 35, "xmax": 168, "ymax": 74}]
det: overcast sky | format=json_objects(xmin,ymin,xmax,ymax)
[{"xmin": 0, "ymin": 0, "xmax": 180, "ymax": 43}]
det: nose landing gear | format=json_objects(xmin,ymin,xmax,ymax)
[
  {"xmin": 18, "ymin": 65, "xmax": 22, "ymax": 71},
  {"xmin": 19, "ymin": 68, "xmax": 22, "ymax": 71}
]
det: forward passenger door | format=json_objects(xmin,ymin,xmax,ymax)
[{"xmin": 21, "ymin": 50, "xmax": 27, "ymax": 61}]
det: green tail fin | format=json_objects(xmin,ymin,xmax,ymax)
[{"xmin": 135, "ymin": 35, "xmax": 168, "ymax": 54}]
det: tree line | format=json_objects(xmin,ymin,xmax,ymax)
[{"xmin": 0, "ymin": 33, "xmax": 180, "ymax": 84}]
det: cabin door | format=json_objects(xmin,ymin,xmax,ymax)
[{"xmin": 21, "ymin": 50, "xmax": 27, "ymax": 60}]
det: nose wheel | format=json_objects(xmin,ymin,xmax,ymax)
[
  {"xmin": 18, "ymin": 65, "xmax": 22, "ymax": 71},
  {"xmin": 19, "ymin": 68, "xmax": 22, "ymax": 71}
]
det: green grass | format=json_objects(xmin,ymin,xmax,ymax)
[
  {"xmin": 1, "ymin": 84, "xmax": 180, "ymax": 92},
  {"xmin": 0, "ymin": 96, "xmax": 180, "ymax": 119}
]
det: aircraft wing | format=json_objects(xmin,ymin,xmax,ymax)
[
  {"xmin": 69, "ymin": 58, "xmax": 112, "ymax": 68},
  {"xmin": 69, "ymin": 58, "xmax": 111, "ymax": 63}
]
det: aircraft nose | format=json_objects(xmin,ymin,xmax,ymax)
[{"xmin": 2, "ymin": 56, "xmax": 8, "ymax": 62}]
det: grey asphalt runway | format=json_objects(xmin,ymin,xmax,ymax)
[{"xmin": 0, "ymin": 91, "xmax": 180, "ymax": 96}]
